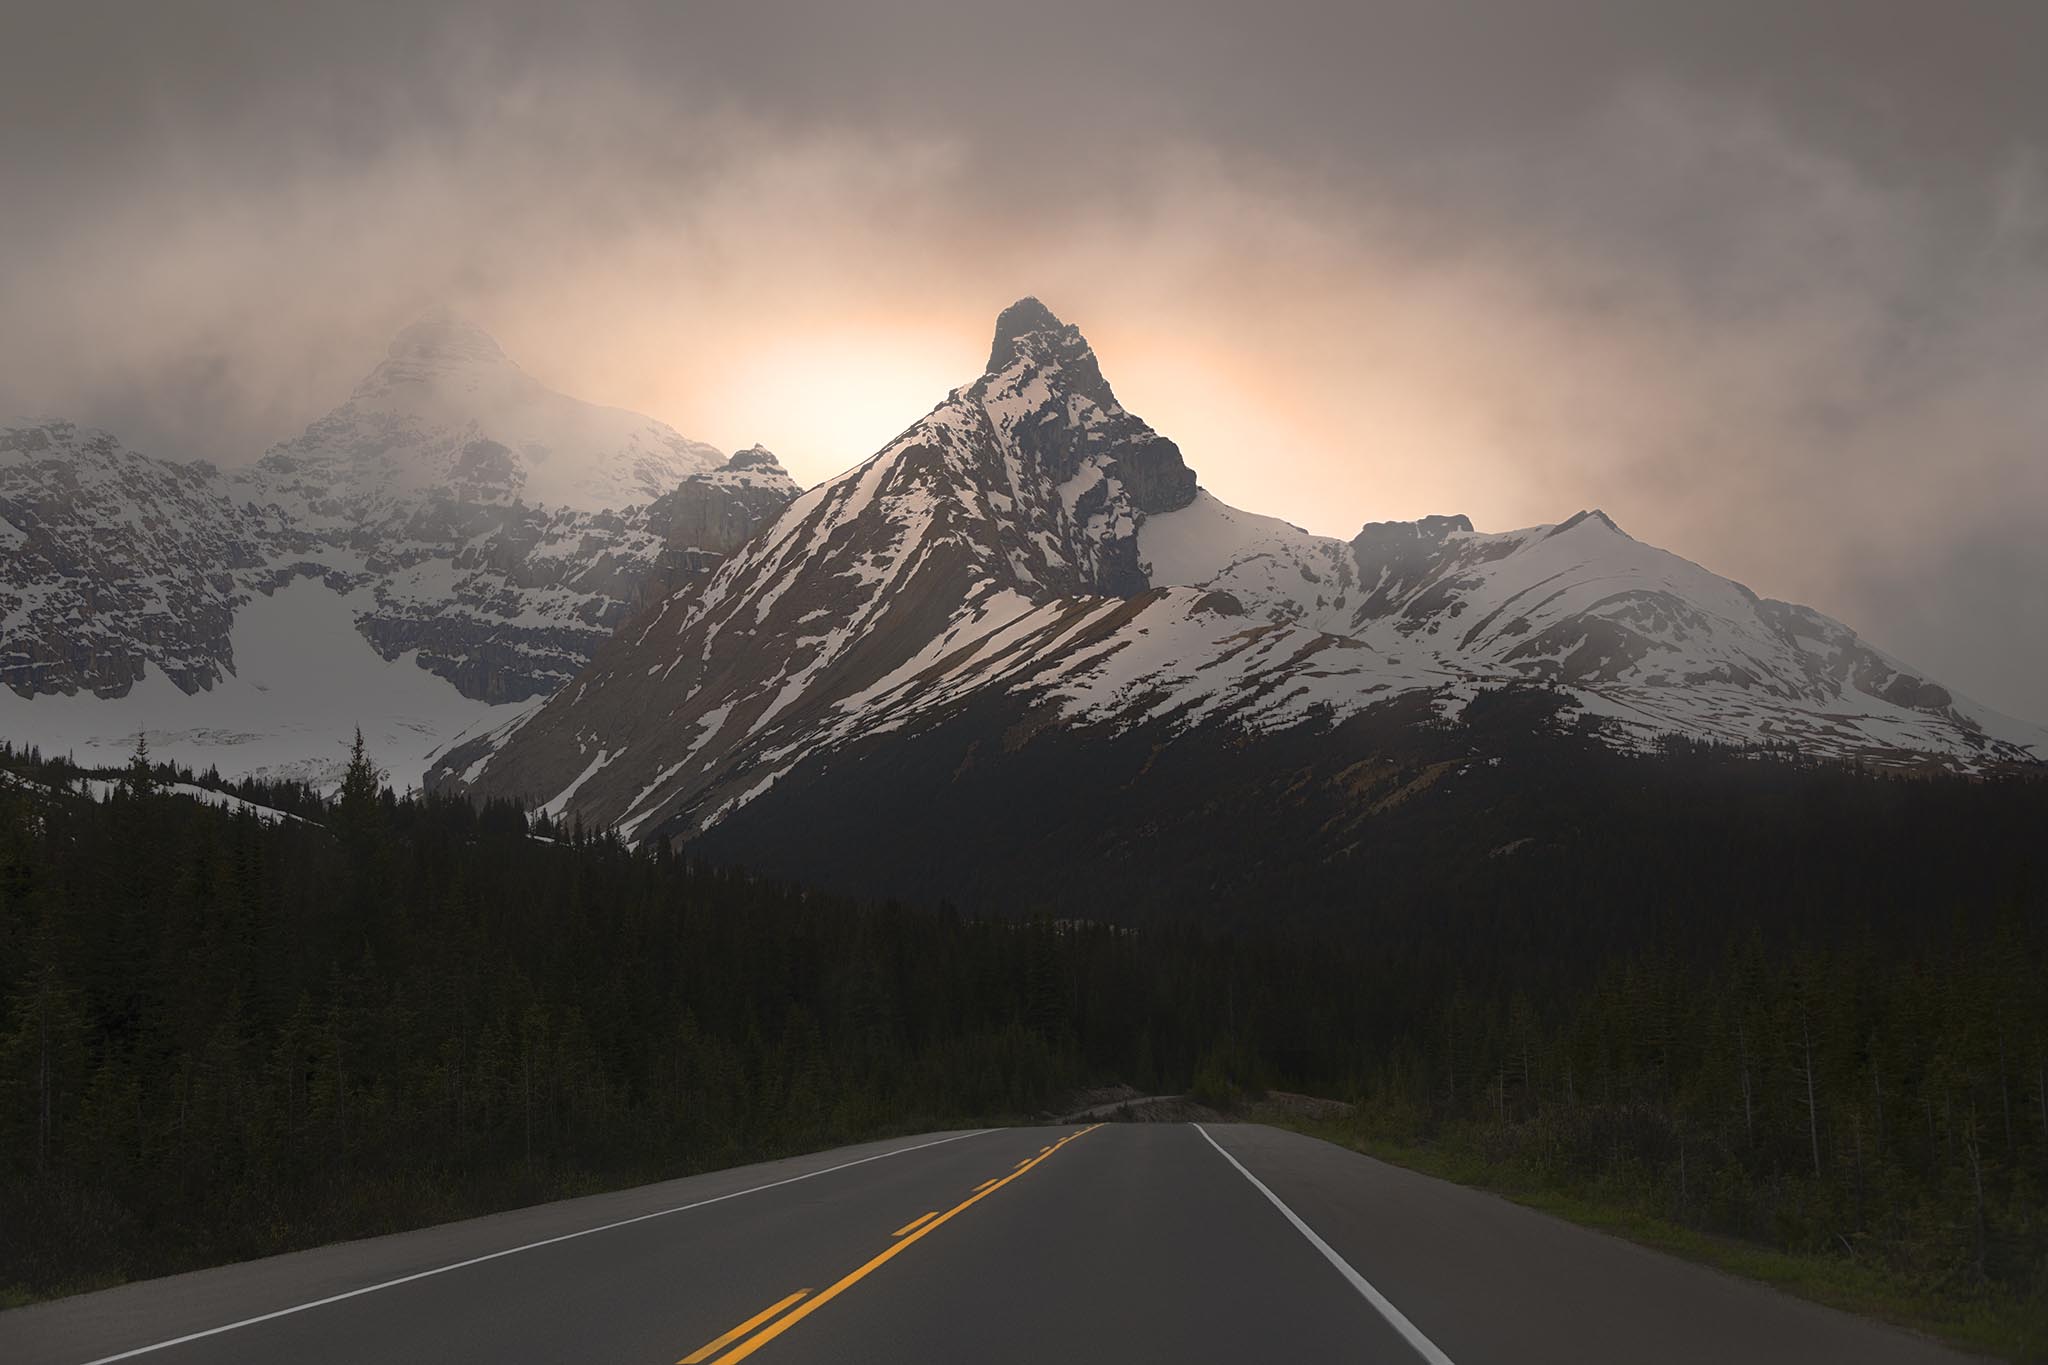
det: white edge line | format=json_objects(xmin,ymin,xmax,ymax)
[
  {"xmin": 76, "ymin": 1128, "xmax": 1001, "ymax": 1365},
  {"xmin": 1191, "ymin": 1123, "xmax": 1456, "ymax": 1365}
]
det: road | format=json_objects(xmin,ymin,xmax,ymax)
[{"xmin": 1, "ymin": 1123, "xmax": 1972, "ymax": 1364}]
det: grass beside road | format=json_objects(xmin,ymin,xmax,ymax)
[{"xmin": 1263, "ymin": 1112, "xmax": 2044, "ymax": 1362}]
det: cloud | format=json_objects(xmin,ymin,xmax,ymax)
[{"xmin": 0, "ymin": 6, "xmax": 2042, "ymax": 719}]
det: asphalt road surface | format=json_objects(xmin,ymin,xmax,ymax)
[{"xmin": 1, "ymin": 1123, "xmax": 1975, "ymax": 1364}]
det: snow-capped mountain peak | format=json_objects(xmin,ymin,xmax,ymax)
[
  {"xmin": 728, "ymin": 443, "xmax": 783, "ymax": 472},
  {"xmin": 428, "ymin": 300, "xmax": 1209, "ymax": 834},
  {"xmin": 247, "ymin": 312, "xmax": 724, "ymax": 522},
  {"xmin": 436, "ymin": 296, "xmax": 2045, "ymax": 845},
  {"xmin": 1, "ymin": 322, "xmax": 800, "ymax": 788},
  {"xmin": 984, "ymin": 295, "xmax": 1115, "ymax": 406}
]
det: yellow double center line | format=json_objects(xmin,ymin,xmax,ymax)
[
  {"xmin": 682, "ymin": 1124, "xmax": 1101, "ymax": 1363},
  {"xmin": 679, "ymin": 1291, "xmax": 809, "ymax": 1364}
]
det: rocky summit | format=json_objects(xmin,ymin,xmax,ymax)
[{"xmin": 432, "ymin": 300, "xmax": 2047, "ymax": 856}]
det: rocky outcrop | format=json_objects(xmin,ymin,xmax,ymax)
[
  {"xmin": 986, "ymin": 295, "xmax": 1196, "ymax": 519},
  {"xmin": 1349, "ymin": 514, "xmax": 1480, "ymax": 623},
  {"xmin": 646, "ymin": 446, "xmax": 800, "ymax": 564}
]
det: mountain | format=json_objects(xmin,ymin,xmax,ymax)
[
  {"xmin": 0, "ymin": 319, "xmax": 799, "ymax": 787},
  {"xmin": 232, "ymin": 311, "xmax": 800, "ymax": 705},
  {"xmin": 241, "ymin": 310, "xmax": 725, "ymax": 528},
  {"xmin": 433, "ymin": 298, "xmax": 2046, "ymax": 862}
]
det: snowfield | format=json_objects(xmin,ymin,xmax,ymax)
[{"xmin": 0, "ymin": 577, "xmax": 533, "ymax": 792}]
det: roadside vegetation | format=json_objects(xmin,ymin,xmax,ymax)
[
  {"xmin": 1236, "ymin": 930, "xmax": 2048, "ymax": 1362},
  {"xmin": 1274, "ymin": 1106, "xmax": 2044, "ymax": 1361}
]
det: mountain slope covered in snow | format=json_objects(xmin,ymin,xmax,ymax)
[
  {"xmin": 434, "ymin": 299, "xmax": 2047, "ymax": 848},
  {"xmin": 1, "ymin": 318, "xmax": 799, "ymax": 788}
]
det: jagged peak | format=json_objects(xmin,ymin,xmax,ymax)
[
  {"xmin": 979, "ymin": 295, "xmax": 1132, "ymax": 426},
  {"xmin": 1353, "ymin": 513, "xmax": 1474, "ymax": 546},
  {"xmin": 986, "ymin": 296, "xmax": 1083, "ymax": 374},
  {"xmin": 1545, "ymin": 508, "xmax": 1629, "ymax": 540},
  {"xmin": 727, "ymin": 444, "xmax": 787, "ymax": 473}
]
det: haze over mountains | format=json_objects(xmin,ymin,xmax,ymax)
[
  {"xmin": 0, "ymin": 316, "xmax": 796, "ymax": 786},
  {"xmin": 433, "ymin": 300, "xmax": 2046, "ymax": 860},
  {"xmin": 248, "ymin": 310, "xmax": 728, "ymax": 524},
  {"xmin": 2, "ymin": 298, "xmax": 2040, "ymax": 814}
]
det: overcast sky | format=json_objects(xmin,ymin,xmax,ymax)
[{"xmin": 3, "ymin": 1, "xmax": 2045, "ymax": 719}]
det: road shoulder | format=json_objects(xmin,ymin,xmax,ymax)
[{"xmin": 1203, "ymin": 1122, "xmax": 1983, "ymax": 1365}]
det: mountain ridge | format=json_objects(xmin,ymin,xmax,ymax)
[
  {"xmin": 433, "ymin": 299, "xmax": 2046, "ymax": 846},
  {"xmin": 0, "ymin": 316, "xmax": 800, "ymax": 786}
]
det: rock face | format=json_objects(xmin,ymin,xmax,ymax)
[
  {"xmin": 0, "ymin": 317, "xmax": 799, "ymax": 777},
  {"xmin": 0, "ymin": 421, "xmax": 274, "ymax": 698},
  {"xmin": 435, "ymin": 299, "xmax": 2046, "ymax": 848},
  {"xmin": 982, "ymin": 295, "xmax": 1197, "ymax": 591},
  {"xmin": 643, "ymin": 446, "xmax": 803, "ymax": 580}
]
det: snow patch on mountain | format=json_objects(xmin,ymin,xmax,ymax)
[
  {"xmin": 0, "ymin": 576, "xmax": 530, "ymax": 792},
  {"xmin": 1137, "ymin": 489, "xmax": 1359, "ymax": 633},
  {"xmin": 1137, "ymin": 494, "xmax": 2044, "ymax": 767}
]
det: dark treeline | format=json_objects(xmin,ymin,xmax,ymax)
[
  {"xmin": 1344, "ymin": 931, "xmax": 2048, "ymax": 1330},
  {"xmin": 0, "ymin": 740, "xmax": 1381, "ymax": 1297},
  {"xmin": 695, "ymin": 686, "xmax": 2048, "ymax": 953},
  {"xmin": 3, "ymin": 731, "xmax": 2046, "ymax": 1329}
]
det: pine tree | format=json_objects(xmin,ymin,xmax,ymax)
[
  {"xmin": 122, "ymin": 731, "xmax": 155, "ymax": 797},
  {"xmin": 338, "ymin": 728, "xmax": 380, "ymax": 829},
  {"xmin": 334, "ymin": 727, "xmax": 389, "ymax": 930}
]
